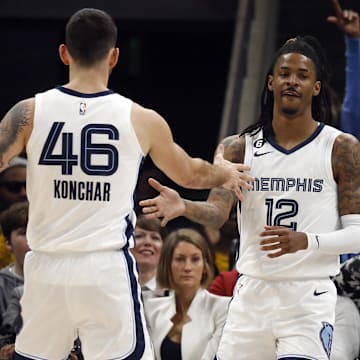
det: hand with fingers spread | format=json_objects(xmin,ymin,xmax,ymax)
[
  {"xmin": 139, "ymin": 178, "xmax": 186, "ymax": 227},
  {"xmin": 213, "ymin": 144, "xmax": 254, "ymax": 201},
  {"xmin": 259, "ymin": 226, "xmax": 308, "ymax": 258},
  {"xmin": 327, "ymin": 0, "xmax": 360, "ymax": 38}
]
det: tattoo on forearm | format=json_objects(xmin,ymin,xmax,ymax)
[
  {"xmin": 334, "ymin": 134, "xmax": 360, "ymax": 215},
  {"xmin": 186, "ymin": 187, "xmax": 236, "ymax": 228}
]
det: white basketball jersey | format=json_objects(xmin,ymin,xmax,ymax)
[
  {"xmin": 26, "ymin": 87, "xmax": 144, "ymax": 252},
  {"xmin": 237, "ymin": 123, "xmax": 342, "ymax": 279}
]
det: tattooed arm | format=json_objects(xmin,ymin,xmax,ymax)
[
  {"xmin": 180, "ymin": 135, "xmax": 246, "ymax": 228},
  {"xmin": 0, "ymin": 98, "xmax": 34, "ymax": 170},
  {"xmin": 140, "ymin": 134, "xmax": 250, "ymax": 228},
  {"xmin": 333, "ymin": 133, "xmax": 360, "ymax": 216}
]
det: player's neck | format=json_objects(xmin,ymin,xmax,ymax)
[
  {"xmin": 272, "ymin": 115, "xmax": 319, "ymax": 150},
  {"xmin": 66, "ymin": 66, "xmax": 110, "ymax": 93}
]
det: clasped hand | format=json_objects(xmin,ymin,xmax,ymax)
[{"xmin": 260, "ymin": 226, "xmax": 308, "ymax": 258}]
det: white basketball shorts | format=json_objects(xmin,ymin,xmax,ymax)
[
  {"xmin": 15, "ymin": 249, "xmax": 154, "ymax": 360},
  {"xmin": 216, "ymin": 275, "xmax": 337, "ymax": 360}
]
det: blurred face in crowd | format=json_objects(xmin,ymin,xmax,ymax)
[
  {"xmin": 132, "ymin": 225, "xmax": 163, "ymax": 271},
  {"xmin": 171, "ymin": 241, "xmax": 204, "ymax": 291},
  {"xmin": 0, "ymin": 166, "xmax": 27, "ymax": 210},
  {"xmin": 268, "ymin": 52, "xmax": 320, "ymax": 118},
  {"xmin": 7, "ymin": 225, "xmax": 30, "ymax": 270}
]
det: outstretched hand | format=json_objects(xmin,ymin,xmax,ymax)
[
  {"xmin": 139, "ymin": 178, "xmax": 186, "ymax": 227},
  {"xmin": 327, "ymin": 0, "xmax": 360, "ymax": 38},
  {"xmin": 213, "ymin": 144, "xmax": 254, "ymax": 202}
]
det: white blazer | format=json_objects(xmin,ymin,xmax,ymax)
[{"xmin": 144, "ymin": 288, "xmax": 230, "ymax": 360}]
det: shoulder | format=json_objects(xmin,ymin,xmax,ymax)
[
  {"xmin": 143, "ymin": 292, "xmax": 174, "ymax": 315},
  {"xmin": 220, "ymin": 134, "xmax": 245, "ymax": 163},
  {"xmin": 332, "ymin": 131, "xmax": 359, "ymax": 176},
  {"xmin": 332, "ymin": 131, "xmax": 359, "ymax": 155},
  {"xmin": 131, "ymin": 102, "xmax": 165, "ymax": 125},
  {"xmin": 201, "ymin": 289, "xmax": 231, "ymax": 309},
  {"xmin": 8, "ymin": 98, "xmax": 35, "ymax": 124}
]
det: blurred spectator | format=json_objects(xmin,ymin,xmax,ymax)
[
  {"xmin": 0, "ymin": 201, "xmax": 29, "ymax": 320},
  {"xmin": 144, "ymin": 228, "xmax": 229, "ymax": 360},
  {"xmin": 0, "ymin": 157, "xmax": 27, "ymax": 269},
  {"xmin": 208, "ymin": 269, "xmax": 239, "ymax": 297},
  {"xmin": 203, "ymin": 205, "xmax": 239, "ymax": 274},
  {"xmin": 327, "ymin": 0, "xmax": 360, "ymax": 263},
  {"xmin": 0, "ymin": 285, "xmax": 23, "ymax": 358},
  {"xmin": 333, "ymin": 255, "xmax": 360, "ymax": 312},
  {"xmin": 331, "ymin": 295, "xmax": 360, "ymax": 360},
  {"xmin": 327, "ymin": 0, "xmax": 360, "ymax": 140},
  {"xmin": 131, "ymin": 215, "xmax": 168, "ymax": 295}
]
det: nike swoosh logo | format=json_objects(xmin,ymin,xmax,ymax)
[
  {"xmin": 254, "ymin": 151, "xmax": 273, "ymax": 157},
  {"xmin": 314, "ymin": 290, "xmax": 328, "ymax": 296}
]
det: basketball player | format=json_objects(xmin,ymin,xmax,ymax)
[
  {"xmin": 140, "ymin": 35, "xmax": 360, "ymax": 359},
  {"xmin": 0, "ymin": 8, "xmax": 253, "ymax": 360}
]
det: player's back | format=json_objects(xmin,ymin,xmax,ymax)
[{"xmin": 26, "ymin": 87, "xmax": 144, "ymax": 253}]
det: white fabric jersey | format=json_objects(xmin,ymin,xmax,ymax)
[
  {"xmin": 26, "ymin": 87, "xmax": 144, "ymax": 253},
  {"xmin": 237, "ymin": 123, "xmax": 341, "ymax": 279}
]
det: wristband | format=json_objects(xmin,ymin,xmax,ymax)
[{"xmin": 306, "ymin": 232, "xmax": 320, "ymax": 250}]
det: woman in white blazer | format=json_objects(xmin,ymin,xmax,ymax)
[{"xmin": 144, "ymin": 228, "xmax": 230, "ymax": 360}]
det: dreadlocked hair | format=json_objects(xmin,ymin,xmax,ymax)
[{"xmin": 240, "ymin": 35, "xmax": 337, "ymax": 138}]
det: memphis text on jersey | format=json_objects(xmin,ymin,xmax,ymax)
[{"xmin": 252, "ymin": 177, "xmax": 323, "ymax": 192}]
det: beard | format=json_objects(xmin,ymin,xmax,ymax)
[{"xmin": 281, "ymin": 106, "xmax": 298, "ymax": 116}]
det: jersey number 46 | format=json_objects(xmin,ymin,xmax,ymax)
[{"xmin": 39, "ymin": 122, "xmax": 119, "ymax": 176}]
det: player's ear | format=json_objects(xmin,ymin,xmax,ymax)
[
  {"xmin": 59, "ymin": 44, "xmax": 70, "ymax": 66},
  {"xmin": 267, "ymin": 75, "xmax": 274, "ymax": 92},
  {"xmin": 313, "ymin": 80, "xmax": 321, "ymax": 97},
  {"xmin": 109, "ymin": 48, "xmax": 119, "ymax": 69}
]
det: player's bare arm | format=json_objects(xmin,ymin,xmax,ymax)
[
  {"xmin": 332, "ymin": 133, "xmax": 360, "ymax": 215},
  {"xmin": 260, "ymin": 133, "xmax": 360, "ymax": 258},
  {"xmin": 140, "ymin": 134, "xmax": 252, "ymax": 228},
  {"xmin": 0, "ymin": 98, "xmax": 34, "ymax": 169},
  {"xmin": 131, "ymin": 103, "xmax": 253, "ymax": 193}
]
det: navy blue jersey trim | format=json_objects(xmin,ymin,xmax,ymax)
[
  {"xmin": 267, "ymin": 122, "xmax": 325, "ymax": 154},
  {"xmin": 122, "ymin": 247, "xmax": 146, "ymax": 359},
  {"xmin": 56, "ymin": 86, "xmax": 114, "ymax": 98},
  {"xmin": 278, "ymin": 356, "xmax": 319, "ymax": 360},
  {"xmin": 14, "ymin": 351, "xmax": 48, "ymax": 360}
]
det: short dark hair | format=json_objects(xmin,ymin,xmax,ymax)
[
  {"xmin": 135, "ymin": 215, "xmax": 168, "ymax": 240},
  {"xmin": 0, "ymin": 201, "xmax": 28, "ymax": 242},
  {"xmin": 65, "ymin": 8, "xmax": 117, "ymax": 66},
  {"xmin": 157, "ymin": 228, "xmax": 214, "ymax": 289}
]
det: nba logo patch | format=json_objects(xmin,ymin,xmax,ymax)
[{"xmin": 79, "ymin": 101, "xmax": 87, "ymax": 115}]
